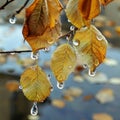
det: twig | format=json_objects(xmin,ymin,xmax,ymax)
[
  {"xmin": 0, "ymin": 50, "xmax": 32, "ymax": 54},
  {"xmin": 14, "ymin": 0, "xmax": 30, "ymax": 15},
  {"xmin": 0, "ymin": 28, "xmax": 77, "ymax": 54},
  {"xmin": 0, "ymin": 0, "xmax": 15, "ymax": 10}
]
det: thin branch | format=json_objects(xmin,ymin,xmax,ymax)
[
  {"xmin": 0, "ymin": 0, "xmax": 15, "ymax": 10},
  {"xmin": 0, "ymin": 50, "xmax": 32, "ymax": 54},
  {"xmin": 14, "ymin": 0, "xmax": 30, "ymax": 15},
  {"xmin": 0, "ymin": 29, "xmax": 77, "ymax": 54}
]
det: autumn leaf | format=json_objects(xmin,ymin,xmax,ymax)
[
  {"xmin": 65, "ymin": 0, "xmax": 90, "ymax": 28},
  {"xmin": 100, "ymin": 0, "xmax": 114, "ymax": 6},
  {"xmin": 51, "ymin": 44, "xmax": 76, "ymax": 83},
  {"xmin": 22, "ymin": 0, "xmax": 63, "ymax": 52},
  {"xmin": 20, "ymin": 66, "xmax": 51, "ymax": 102},
  {"xmin": 78, "ymin": 0, "xmax": 101, "ymax": 20},
  {"xmin": 73, "ymin": 25, "xmax": 107, "ymax": 73}
]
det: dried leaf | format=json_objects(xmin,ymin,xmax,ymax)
[
  {"xmin": 22, "ymin": 0, "xmax": 63, "ymax": 52},
  {"xmin": 20, "ymin": 66, "xmax": 51, "ymax": 102},
  {"xmin": 93, "ymin": 113, "xmax": 113, "ymax": 120},
  {"xmin": 52, "ymin": 99, "xmax": 65, "ymax": 108},
  {"xmin": 51, "ymin": 44, "xmax": 76, "ymax": 83},
  {"xmin": 5, "ymin": 80, "xmax": 20, "ymax": 92},
  {"xmin": 73, "ymin": 25, "xmax": 107, "ymax": 73},
  {"xmin": 65, "ymin": 0, "xmax": 90, "ymax": 28},
  {"xmin": 100, "ymin": 0, "xmax": 114, "ymax": 6},
  {"xmin": 78, "ymin": 0, "xmax": 101, "ymax": 20}
]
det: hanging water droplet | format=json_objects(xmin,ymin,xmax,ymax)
[
  {"xmin": 47, "ymin": 74, "xmax": 51, "ymax": 80},
  {"xmin": 9, "ymin": 16, "xmax": 16, "ymax": 24},
  {"xmin": 51, "ymin": 86, "xmax": 54, "ymax": 91},
  {"xmin": 43, "ymin": 47, "xmax": 50, "ymax": 52},
  {"xmin": 57, "ymin": 82, "xmax": 64, "ymax": 89},
  {"xmin": 30, "ymin": 102, "xmax": 38, "ymax": 116},
  {"xmin": 31, "ymin": 52, "xmax": 39, "ymax": 60},
  {"xmin": 96, "ymin": 34, "xmax": 103, "ymax": 41},
  {"xmin": 73, "ymin": 40, "xmax": 80, "ymax": 46},
  {"xmin": 10, "ymin": 52, "xmax": 15, "ymax": 55},
  {"xmin": 70, "ymin": 26, "xmax": 75, "ymax": 31},
  {"xmin": 83, "ymin": 64, "xmax": 87, "ymax": 68},
  {"xmin": 19, "ymin": 85, "xmax": 22, "ymax": 90},
  {"xmin": 88, "ymin": 69, "xmax": 96, "ymax": 77},
  {"xmin": 68, "ymin": 19, "xmax": 71, "ymax": 22}
]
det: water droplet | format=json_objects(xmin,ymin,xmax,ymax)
[
  {"xmin": 30, "ymin": 102, "xmax": 38, "ymax": 116},
  {"xmin": 83, "ymin": 64, "xmax": 87, "ymax": 68},
  {"xmin": 95, "ymin": 59, "xmax": 99, "ymax": 66},
  {"xmin": 96, "ymin": 34, "xmax": 103, "ymax": 41},
  {"xmin": 47, "ymin": 39, "xmax": 54, "ymax": 44},
  {"xmin": 88, "ymin": 69, "xmax": 96, "ymax": 77},
  {"xmin": 80, "ymin": 26, "xmax": 88, "ymax": 32},
  {"xmin": 31, "ymin": 52, "xmax": 39, "ymax": 60},
  {"xmin": 10, "ymin": 52, "xmax": 15, "ymax": 55},
  {"xmin": 68, "ymin": 19, "xmax": 71, "ymax": 22},
  {"xmin": 51, "ymin": 86, "xmax": 54, "ymax": 91},
  {"xmin": 70, "ymin": 26, "xmax": 75, "ymax": 31},
  {"xmin": 43, "ymin": 47, "xmax": 50, "ymax": 52},
  {"xmin": 57, "ymin": 82, "xmax": 64, "ymax": 89},
  {"xmin": 19, "ymin": 85, "xmax": 22, "ymax": 90},
  {"xmin": 47, "ymin": 74, "xmax": 51, "ymax": 80},
  {"xmin": 9, "ymin": 16, "xmax": 16, "ymax": 24},
  {"xmin": 73, "ymin": 40, "xmax": 80, "ymax": 46}
]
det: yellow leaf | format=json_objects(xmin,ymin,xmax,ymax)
[
  {"xmin": 100, "ymin": 0, "xmax": 114, "ymax": 6},
  {"xmin": 78, "ymin": 0, "xmax": 101, "ymax": 20},
  {"xmin": 51, "ymin": 44, "xmax": 76, "ymax": 83},
  {"xmin": 73, "ymin": 25, "xmax": 107, "ymax": 73},
  {"xmin": 20, "ymin": 66, "xmax": 51, "ymax": 102},
  {"xmin": 22, "ymin": 0, "xmax": 63, "ymax": 52},
  {"xmin": 65, "ymin": 0, "xmax": 90, "ymax": 28}
]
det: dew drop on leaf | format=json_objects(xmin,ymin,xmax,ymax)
[
  {"xmin": 96, "ymin": 34, "xmax": 103, "ymax": 41},
  {"xmin": 43, "ymin": 48, "xmax": 50, "ymax": 52},
  {"xmin": 57, "ymin": 82, "xmax": 64, "ymax": 89},
  {"xmin": 9, "ymin": 16, "xmax": 16, "ymax": 24},
  {"xmin": 31, "ymin": 52, "xmax": 39, "ymax": 60},
  {"xmin": 83, "ymin": 64, "xmax": 87, "ymax": 68},
  {"xmin": 73, "ymin": 40, "xmax": 80, "ymax": 46},
  {"xmin": 88, "ymin": 69, "xmax": 96, "ymax": 77},
  {"xmin": 70, "ymin": 26, "xmax": 75, "ymax": 31},
  {"xmin": 30, "ymin": 102, "xmax": 38, "ymax": 116},
  {"xmin": 19, "ymin": 85, "xmax": 22, "ymax": 90},
  {"xmin": 51, "ymin": 86, "xmax": 54, "ymax": 92}
]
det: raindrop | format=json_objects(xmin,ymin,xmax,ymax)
[
  {"xmin": 19, "ymin": 85, "xmax": 22, "ymax": 90},
  {"xmin": 10, "ymin": 52, "xmax": 15, "ymax": 55},
  {"xmin": 73, "ymin": 40, "xmax": 80, "ymax": 46},
  {"xmin": 57, "ymin": 82, "xmax": 64, "ymax": 89},
  {"xmin": 68, "ymin": 19, "xmax": 71, "ymax": 22},
  {"xmin": 47, "ymin": 39, "xmax": 54, "ymax": 44},
  {"xmin": 51, "ymin": 86, "xmax": 54, "ymax": 92},
  {"xmin": 43, "ymin": 47, "xmax": 50, "ymax": 52},
  {"xmin": 70, "ymin": 26, "xmax": 75, "ymax": 31},
  {"xmin": 31, "ymin": 52, "xmax": 39, "ymax": 60},
  {"xmin": 80, "ymin": 26, "xmax": 88, "ymax": 32},
  {"xmin": 47, "ymin": 74, "xmax": 51, "ymax": 80},
  {"xmin": 88, "ymin": 69, "xmax": 96, "ymax": 77},
  {"xmin": 30, "ymin": 102, "xmax": 38, "ymax": 116},
  {"xmin": 83, "ymin": 64, "xmax": 87, "ymax": 68},
  {"xmin": 96, "ymin": 34, "xmax": 103, "ymax": 41},
  {"xmin": 9, "ymin": 16, "xmax": 16, "ymax": 24}
]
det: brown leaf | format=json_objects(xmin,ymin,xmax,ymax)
[
  {"xmin": 73, "ymin": 25, "xmax": 107, "ymax": 73},
  {"xmin": 20, "ymin": 66, "xmax": 51, "ymax": 102},
  {"xmin": 100, "ymin": 0, "xmax": 114, "ymax": 6},
  {"xmin": 22, "ymin": 0, "xmax": 63, "ymax": 52},
  {"xmin": 65, "ymin": 0, "xmax": 90, "ymax": 28},
  {"xmin": 51, "ymin": 44, "xmax": 76, "ymax": 83},
  {"xmin": 78, "ymin": 0, "xmax": 101, "ymax": 20}
]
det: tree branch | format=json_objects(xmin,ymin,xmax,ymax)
[
  {"xmin": 0, "ymin": 0, "xmax": 15, "ymax": 10},
  {"xmin": 0, "ymin": 28, "xmax": 77, "ymax": 54}
]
